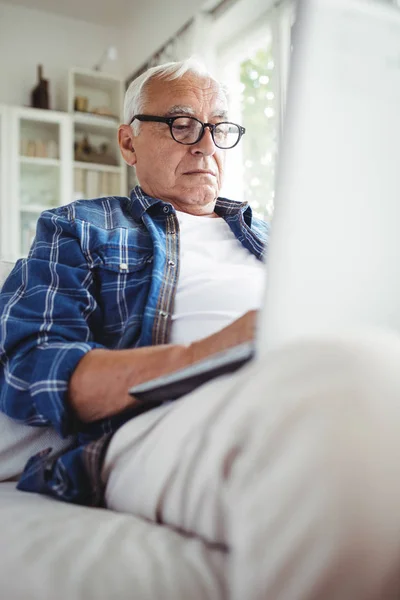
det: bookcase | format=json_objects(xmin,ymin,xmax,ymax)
[
  {"xmin": 0, "ymin": 70, "xmax": 128, "ymax": 262},
  {"xmin": 0, "ymin": 105, "xmax": 72, "ymax": 260}
]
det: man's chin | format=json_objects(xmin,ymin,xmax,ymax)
[
  {"xmin": 178, "ymin": 182, "xmax": 219, "ymax": 203},
  {"xmin": 182, "ymin": 191, "xmax": 218, "ymax": 206}
]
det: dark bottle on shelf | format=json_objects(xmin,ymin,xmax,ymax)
[{"xmin": 31, "ymin": 65, "xmax": 50, "ymax": 110}]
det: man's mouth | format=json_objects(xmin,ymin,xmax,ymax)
[{"xmin": 184, "ymin": 170, "xmax": 216, "ymax": 177}]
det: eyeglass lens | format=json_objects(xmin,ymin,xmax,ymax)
[{"xmin": 171, "ymin": 117, "xmax": 240, "ymax": 148}]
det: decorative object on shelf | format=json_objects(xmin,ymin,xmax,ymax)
[
  {"xmin": 74, "ymin": 96, "xmax": 89, "ymax": 112},
  {"xmin": 74, "ymin": 168, "xmax": 120, "ymax": 200},
  {"xmin": 74, "ymin": 136, "xmax": 118, "ymax": 166},
  {"xmin": 75, "ymin": 135, "xmax": 91, "ymax": 156},
  {"xmin": 47, "ymin": 140, "xmax": 59, "ymax": 159},
  {"xmin": 91, "ymin": 106, "xmax": 118, "ymax": 119},
  {"xmin": 74, "ymin": 95, "xmax": 118, "ymax": 121},
  {"xmin": 20, "ymin": 138, "xmax": 59, "ymax": 159},
  {"xmin": 33, "ymin": 140, "xmax": 46, "ymax": 158},
  {"xmin": 31, "ymin": 65, "xmax": 50, "ymax": 110},
  {"xmin": 93, "ymin": 46, "xmax": 118, "ymax": 72},
  {"xmin": 75, "ymin": 103, "xmax": 119, "ymax": 121}
]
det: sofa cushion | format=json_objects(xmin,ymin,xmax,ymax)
[{"xmin": 0, "ymin": 482, "xmax": 225, "ymax": 600}]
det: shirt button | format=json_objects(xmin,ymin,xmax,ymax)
[
  {"xmin": 159, "ymin": 310, "xmax": 168, "ymax": 318},
  {"xmin": 163, "ymin": 206, "xmax": 170, "ymax": 214},
  {"xmin": 168, "ymin": 260, "xmax": 175, "ymax": 267},
  {"xmin": 119, "ymin": 263, "xmax": 128, "ymax": 271}
]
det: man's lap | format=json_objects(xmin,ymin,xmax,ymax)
[
  {"xmin": 102, "ymin": 328, "xmax": 400, "ymax": 535},
  {"xmin": 101, "ymin": 367, "xmax": 244, "ymax": 532}
]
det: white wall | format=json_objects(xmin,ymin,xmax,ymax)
[
  {"xmin": 121, "ymin": 0, "xmax": 204, "ymax": 79},
  {"xmin": 0, "ymin": 0, "xmax": 212, "ymax": 111},
  {"xmin": 0, "ymin": 2, "xmax": 126, "ymax": 111}
]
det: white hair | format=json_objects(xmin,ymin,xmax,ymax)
[{"xmin": 124, "ymin": 57, "xmax": 228, "ymax": 134}]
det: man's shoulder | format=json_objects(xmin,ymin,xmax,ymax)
[
  {"xmin": 46, "ymin": 195, "xmax": 137, "ymax": 230},
  {"xmin": 215, "ymin": 196, "xmax": 269, "ymax": 243}
]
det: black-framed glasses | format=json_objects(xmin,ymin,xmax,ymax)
[{"xmin": 129, "ymin": 114, "xmax": 246, "ymax": 149}]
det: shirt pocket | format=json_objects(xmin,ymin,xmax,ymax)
[{"xmin": 91, "ymin": 246, "xmax": 154, "ymax": 348}]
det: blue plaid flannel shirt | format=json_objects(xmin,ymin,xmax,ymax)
[{"xmin": 0, "ymin": 186, "xmax": 269, "ymax": 506}]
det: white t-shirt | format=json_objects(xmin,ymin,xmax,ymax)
[{"xmin": 169, "ymin": 211, "xmax": 265, "ymax": 345}]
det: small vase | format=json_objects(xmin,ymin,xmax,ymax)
[{"xmin": 31, "ymin": 65, "xmax": 50, "ymax": 110}]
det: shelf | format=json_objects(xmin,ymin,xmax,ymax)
[
  {"xmin": 74, "ymin": 161, "xmax": 122, "ymax": 173},
  {"xmin": 71, "ymin": 68, "xmax": 123, "ymax": 85},
  {"xmin": 19, "ymin": 156, "xmax": 60, "ymax": 167},
  {"xmin": 16, "ymin": 106, "xmax": 69, "ymax": 123},
  {"xmin": 70, "ymin": 68, "xmax": 123, "ymax": 119},
  {"xmin": 73, "ymin": 112, "xmax": 120, "ymax": 130}
]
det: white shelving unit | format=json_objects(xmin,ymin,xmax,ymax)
[
  {"xmin": 4, "ymin": 106, "xmax": 73, "ymax": 260},
  {"xmin": 19, "ymin": 156, "xmax": 61, "ymax": 167},
  {"xmin": 0, "ymin": 70, "xmax": 128, "ymax": 262},
  {"xmin": 68, "ymin": 68, "xmax": 126, "ymax": 201}
]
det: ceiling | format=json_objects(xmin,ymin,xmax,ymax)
[{"xmin": 0, "ymin": 0, "xmax": 138, "ymax": 27}]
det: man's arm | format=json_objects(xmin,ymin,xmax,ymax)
[
  {"xmin": 0, "ymin": 210, "xmax": 107, "ymax": 436},
  {"xmin": 68, "ymin": 310, "xmax": 257, "ymax": 422}
]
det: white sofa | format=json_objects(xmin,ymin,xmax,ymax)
[{"xmin": 0, "ymin": 260, "xmax": 224, "ymax": 600}]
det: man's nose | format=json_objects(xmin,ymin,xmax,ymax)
[{"xmin": 190, "ymin": 126, "xmax": 217, "ymax": 156}]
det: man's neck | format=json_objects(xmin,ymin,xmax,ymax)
[
  {"xmin": 176, "ymin": 208, "xmax": 219, "ymax": 218},
  {"xmin": 167, "ymin": 197, "xmax": 218, "ymax": 217}
]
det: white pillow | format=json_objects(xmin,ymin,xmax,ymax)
[{"xmin": 0, "ymin": 261, "xmax": 74, "ymax": 480}]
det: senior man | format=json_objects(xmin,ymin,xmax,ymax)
[{"xmin": 2, "ymin": 59, "xmax": 400, "ymax": 600}]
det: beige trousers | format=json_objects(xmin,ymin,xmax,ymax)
[{"xmin": 102, "ymin": 331, "xmax": 400, "ymax": 600}]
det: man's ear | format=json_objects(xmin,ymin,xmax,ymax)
[{"xmin": 118, "ymin": 124, "xmax": 137, "ymax": 166}]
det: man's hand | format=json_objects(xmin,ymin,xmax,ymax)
[{"xmin": 68, "ymin": 310, "xmax": 258, "ymax": 423}]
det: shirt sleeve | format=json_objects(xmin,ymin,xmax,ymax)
[{"xmin": 0, "ymin": 208, "xmax": 104, "ymax": 437}]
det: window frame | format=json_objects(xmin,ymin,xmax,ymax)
[{"xmin": 208, "ymin": 0, "xmax": 296, "ymax": 218}]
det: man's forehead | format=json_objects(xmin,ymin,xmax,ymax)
[{"xmin": 145, "ymin": 74, "xmax": 228, "ymax": 116}]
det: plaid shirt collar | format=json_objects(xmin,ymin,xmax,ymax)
[{"xmin": 129, "ymin": 185, "xmax": 253, "ymax": 224}]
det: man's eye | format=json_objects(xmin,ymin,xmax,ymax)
[
  {"xmin": 173, "ymin": 117, "xmax": 195, "ymax": 128},
  {"xmin": 215, "ymin": 124, "xmax": 229, "ymax": 135},
  {"xmin": 173, "ymin": 124, "xmax": 191, "ymax": 131}
]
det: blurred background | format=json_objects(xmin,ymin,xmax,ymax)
[{"xmin": 0, "ymin": 0, "xmax": 296, "ymax": 261}]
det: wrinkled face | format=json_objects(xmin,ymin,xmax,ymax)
[{"xmin": 122, "ymin": 72, "xmax": 228, "ymax": 214}]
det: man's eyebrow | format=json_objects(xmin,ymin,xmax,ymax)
[
  {"xmin": 164, "ymin": 105, "xmax": 229, "ymax": 120},
  {"xmin": 212, "ymin": 110, "xmax": 229, "ymax": 120},
  {"xmin": 165, "ymin": 105, "xmax": 195, "ymax": 116}
]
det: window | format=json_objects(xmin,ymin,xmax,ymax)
[{"xmin": 213, "ymin": 0, "xmax": 295, "ymax": 221}]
